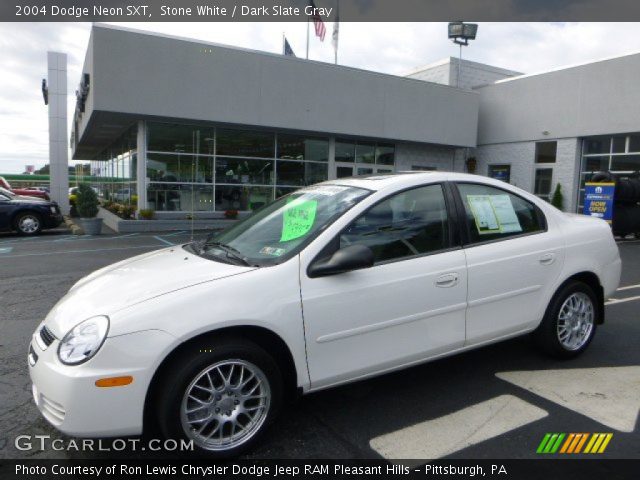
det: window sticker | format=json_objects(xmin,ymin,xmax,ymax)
[
  {"xmin": 467, "ymin": 194, "xmax": 522, "ymax": 235},
  {"xmin": 280, "ymin": 199, "xmax": 318, "ymax": 242},
  {"xmin": 259, "ymin": 246, "xmax": 286, "ymax": 257},
  {"xmin": 297, "ymin": 185, "xmax": 349, "ymax": 197}
]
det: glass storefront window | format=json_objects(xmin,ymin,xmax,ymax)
[
  {"xmin": 276, "ymin": 160, "xmax": 328, "ymax": 186},
  {"xmin": 147, "ymin": 122, "xmax": 214, "ymax": 154},
  {"xmin": 277, "ymin": 134, "xmax": 329, "ymax": 161},
  {"xmin": 147, "ymin": 184, "xmax": 213, "ymax": 211},
  {"xmin": 216, "ymin": 128, "xmax": 274, "ymax": 158},
  {"xmin": 612, "ymin": 136, "xmax": 626, "ymax": 154},
  {"xmin": 375, "ymin": 144, "xmax": 395, "ymax": 165},
  {"xmin": 147, "ymin": 153, "xmax": 213, "ymax": 183},
  {"xmin": 215, "ymin": 185, "xmax": 274, "ymax": 211},
  {"xmin": 584, "ymin": 156, "xmax": 609, "ymax": 173},
  {"xmin": 628, "ymin": 135, "xmax": 640, "ymax": 153},
  {"xmin": 583, "ymin": 136, "xmax": 611, "ymax": 155},
  {"xmin": 610, "ymin": 154, "xmax": 640, "ymax": 172},
  {"xmin": 335, "ymin": 139, "xmax": 355, "ymax": 162},
  {"xmin": 355, "ymin": 142, "xmax": 375, "ymax": 164},
  {"xmin": 215, "ymin": 157, "xmax": 273, "ymax": 185}
]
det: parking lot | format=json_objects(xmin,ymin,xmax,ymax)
[{"xmin": 0, "ymin": 229, "xmax": 638, "ymax": 460}]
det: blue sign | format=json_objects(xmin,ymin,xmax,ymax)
[{"xmin": 583, "ymin": 182, "xmax": 615, "ymax": 223}]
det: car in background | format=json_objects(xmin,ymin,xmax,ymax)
[
  {"xmin": 112, "ymin": 188, "xmax": 133, "ymax": 203},
  {"xmin": 0, "ymin": 176, "xmax": 50, "ymax": 201},
  {"xmin": 29, "ymin": 172, "xmax": 620, "ymax": 457},
  {"xmin": 0, "ymin": 187, "xmax": 63, "ymax": 235}
]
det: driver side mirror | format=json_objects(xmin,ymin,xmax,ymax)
[{"xmin": 308, "ymin": 244, "xmax": 375, "ymax": 278}]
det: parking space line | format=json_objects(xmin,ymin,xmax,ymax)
[
  {"xmin": 153, "ymin": 236, "xmax": 175, "ymax": 246},
  {"xmin": 616, "ymin": 283, "xmax": 640, "ymax": 292},
  {"xmin": 606, "ymin": 295, "xmax": 640, "ymax": 305},
  {"xmin": 0, "ymin": 247, "xmax": 13, "ymax": 254},
  {"xmin": 0, "ymin": 244, "xmax": 161, "ymax": 259},
  {"xmin": 369, "ymin": 395, "xmax": 547, "ymax": 460},
  {"xmin": 162, "ymin": 230, "xmax": 187, "ymax": 237},
  {"xmin": 497, "ymin": 366, "xmax": 640, "ymax": 432}
]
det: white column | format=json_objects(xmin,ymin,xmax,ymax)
[
  {"xmin": 47, "ymin": 52, "xmax": 69, "ymax": 214},
  {"xmin": 136, "ymin": 120, "xmax": 147, "ymax": 212}
]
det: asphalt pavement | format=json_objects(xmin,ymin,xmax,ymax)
[{"xmin": 0, "ymin": 229, "xmax": 638, "ymax": 460}]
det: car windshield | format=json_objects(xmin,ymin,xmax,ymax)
[{"xmin": 190, "ymin": 184, "xmax": 371, "ymax": 266}]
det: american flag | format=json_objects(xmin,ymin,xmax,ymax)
[{"xmin": 310, "ymin": 1, "xmax": 326, "ymax": 41}]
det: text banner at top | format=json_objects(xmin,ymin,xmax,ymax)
[{"xmin": 5, "ymin": 0, "xmax": 640, "ymax": 22}]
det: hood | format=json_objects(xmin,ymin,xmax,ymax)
[
  {"xmin": 45, "ymin": 245, "xmax": 257, "ymax": 337},
  {"xmin": 12, "ymin": 195, "xmax": 48, "ymax": 204}
]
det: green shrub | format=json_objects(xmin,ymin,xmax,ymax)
[
  {"xmin": 76, "ymin": 184, "xmax": 99, "ymax": 218},
  {"xmin": 139, "ymin": 209, "xmax": 155, "ymax": 220},
  {"xmin": 550, "ymin": 183, "xmax": 564, "ymax": 211}
]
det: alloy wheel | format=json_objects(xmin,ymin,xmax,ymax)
[
  {"xmin": 557, "ymin": 292, "xmax": 594, "ymax": 351},
  {"xmin": 180, "ymin": 359, "xmax": 270, "ymax": 451}
]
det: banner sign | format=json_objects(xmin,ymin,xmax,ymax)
[{"xmin": 583, "ymin": 182, "xmax": 615, "ymax": 223}]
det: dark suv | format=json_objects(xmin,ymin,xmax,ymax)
[{"xmin": 0, "ymin": 187, "xmax": 63, "ymax": 235}]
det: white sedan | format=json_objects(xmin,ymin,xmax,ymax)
[{"xmin": 29, "ymin": 172, "xmax": 621, "ymax": 457}]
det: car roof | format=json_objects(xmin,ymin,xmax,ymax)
[{"xmin": 317, "ymin": 171, "xmax": 498, "ymax": 192}]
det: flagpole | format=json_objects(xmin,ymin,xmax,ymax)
[{"xmin": 306, "ymin": 16, "xmax": 310, "ymax": 59}]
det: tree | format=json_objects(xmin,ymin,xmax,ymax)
[
  {"xmin": 76, "ymin": 183, "xmax": 99, "ymax": 218},
  {"xmin": 551, "ymin": 182, "xmax": 564, "ymax": 211}
]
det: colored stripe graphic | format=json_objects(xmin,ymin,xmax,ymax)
[{"xmin": 539, "ymin": 433, "xmax": 613, "ymax": 454}]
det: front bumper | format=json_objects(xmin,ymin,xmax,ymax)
[
  {"xmin": 28, "ymin": 327, "xmax": 176, "ymax": 437},
  {"xmin": 43, "ymin": 212, "xmax": 63, "ymax": 229}
]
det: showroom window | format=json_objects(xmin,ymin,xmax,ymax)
[
  {"xmin": 457, "ymin": 183, "xmax": 545, "ymax": 244},
  {"xmin": 340, "ymin": 184, "xmax": 450, "ymax": 264},
  {"xmin": 578, "ymin": 133, "xmax": 640, "ymax": 211}
]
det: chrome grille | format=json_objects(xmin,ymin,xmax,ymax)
[{"xmin": 39, "ymin": 326, "xmax": 56, "ymax": 347}]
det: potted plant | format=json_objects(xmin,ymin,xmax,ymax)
[{"xmin": 75, "ymin": 183, "xmax": 103, "ymax": 235}]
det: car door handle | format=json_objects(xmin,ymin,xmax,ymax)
[
  {"xmin": 539, "ymin": 253, "xmax": 556, "ymax": 265},
  {"xmin": 435, "ymin": 273, "xmax": 459, "ymax": 288}
]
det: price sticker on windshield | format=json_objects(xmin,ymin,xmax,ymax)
[{"xmin": 280, "ymin": 199, "xmax": 318, "ymax": 242}]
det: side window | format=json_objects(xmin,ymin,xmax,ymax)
[
  {"xmin": 340, "ymin": 184, "xmax": 450, "ymax": 264},
  {"xmin": 457, "ymin": 183, "xmax": 545, "ymax": 244}
]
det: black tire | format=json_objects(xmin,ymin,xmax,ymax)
[
  {"xmin": 533, "ymin": 281, "xmax": 599, "ymax": 358},
  {"xmin": 156, "ymin": 336, "xmax": 283, "ymax": 458},
  {"xmin": 13, "ymin": 211, "xmax": 43, "ymax": 236}
]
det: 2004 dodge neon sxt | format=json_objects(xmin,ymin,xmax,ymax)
[{"xmin": 29, "ymin": 172, "xmax": 621, "ymax": 457}]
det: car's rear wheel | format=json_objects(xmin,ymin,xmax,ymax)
[
  {"xmin": 156, "ymin": 337, "xmax": 282, "ymax": 458},
  {"xmin": 534, "ymin": 281, "xmax": 599, "ymax": 358},
  {"xmin": 14, "ymin": 212, "xmax": 42, "ymax": 235}
]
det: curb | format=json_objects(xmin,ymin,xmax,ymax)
[{"xmin": 63, "ymin": 215, "xmax": 84, "ymax": 235}]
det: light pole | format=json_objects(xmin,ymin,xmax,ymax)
[{"xmin": 448, "ymin": 22, "xmax": 478, "ymax": 88}]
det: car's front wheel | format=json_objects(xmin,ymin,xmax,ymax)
[
  {"xmin": 534, "ymin": 281, "xmax": 599, "ymax": 358},
  {"xmin": 14, "ymin": 212, "xmax": 42, "ymax": 235},
  {"xmin": 156, "ymin": 337, "xmax": 282, "ymax": 457}
]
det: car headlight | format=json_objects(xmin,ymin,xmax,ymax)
[
  {"xmin": 50, "ymin": 206, "xmax": 57, "ymax": 213},
  {"xmin": 57, "ymin": 316, "xmax": 109, "ymax": 365}
]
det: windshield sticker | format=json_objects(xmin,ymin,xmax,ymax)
[
  {"xmin": 280, "ymin": 199, "xmax": 318, "ymax": 242},
  {"xmin": 467, "ymin": 194, "xmax": 522, "ymax": 235},
  {"xmin": 260, "ymin": 246, "xmax": 286, "ymax": 257}
]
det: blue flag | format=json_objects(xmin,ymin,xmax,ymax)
[{"xmin": 284, "ymin": 37, "xmax": 296, "ymax": 57}]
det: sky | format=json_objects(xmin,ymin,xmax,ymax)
[{"xmin": 2, "ymin": 21, "xmax": 640, "ymax": 173}]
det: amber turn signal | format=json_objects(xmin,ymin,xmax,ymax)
[{"xmin": 95, "ymin": 376, "xmax": 133, "ymax": 387}]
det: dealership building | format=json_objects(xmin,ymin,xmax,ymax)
[{"xmin": 70, "ymin": 23, "xmax": 640, "ymax": 216}]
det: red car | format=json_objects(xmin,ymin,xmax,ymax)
[{"xmin": 0, "ymin": 176, "xmax": 50, "ymax": 201}]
